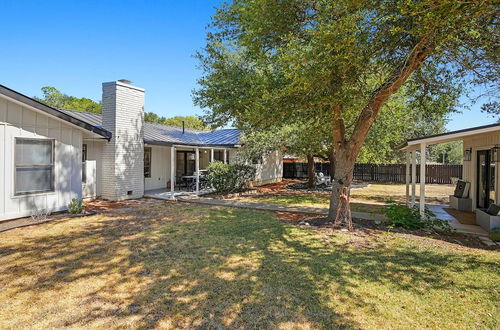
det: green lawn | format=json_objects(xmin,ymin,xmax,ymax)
[
  {"xmin": 0, "ymin": 203, "xmax": 498, "ymax": 328},
  {"xmin": 233, "ymin": 183, "xmax": 455, "ymax": 213}
]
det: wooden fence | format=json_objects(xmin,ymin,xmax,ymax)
[{"xmin": 283, "ymin": 162, "xmax": 462, "ymax": 184}]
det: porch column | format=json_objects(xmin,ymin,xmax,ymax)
[
  {"xmin": 210, "ymin": 148, "xmax": 214, "ymax": 163},
  {"xmin": 411, "ymin": 149, "xmax": 417, "ymax": 207},
  {"xmin": 223, "ymin": 149, "xmax": 227, "ymax": 164},
  {"xmin": 420, "ymin": 143, "xmax": 426, "ymax": 216},
  {"xmin": 195, "ymin": 147, "xmax": 200, "ymax": 194},
  {"xmin": 405, "ymin": 151, "xmax": 410, "ymax": 206},
  {"xmin": 170, "ymin": 146, "xmax": 175, "ymax": 198}
]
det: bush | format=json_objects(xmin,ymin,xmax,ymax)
[
  {"xmin": 490, "ymin": 228, "xmax": 500, "ymax": 242},
  {"xmin": 206, "ymin": 161, "xmax": 256, "ymax": 194},
  {"xmin": 68, "ymin": 198, "xmax": 84, "ymax": 214},
  {"xmin": 382, "ymin": 201, "xmax": 452, "ymax": 232}
]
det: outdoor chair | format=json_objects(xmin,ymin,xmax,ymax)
[{"xmin": 315, "ymin": 172, "xmax": 331, "ymax": 186}]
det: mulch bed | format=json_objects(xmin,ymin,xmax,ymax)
[
  {"xmin": 84, "ymin": 198, "xmax": 167, "ymax": 211},
  {"xmin": 275, "ymin": 211, "xmax": 498, "ymax": 251}
]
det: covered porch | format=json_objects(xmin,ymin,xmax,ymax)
[
  {"xmin": 402, "ymin": 123, "xmax": 500, "ymax": 232},
  {"xmin": 144, "ymin": 144, "xmax": 233, "ymax": 200}
]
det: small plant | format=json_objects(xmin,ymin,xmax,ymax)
[
  {"xmin": 489, "ymin": 228, "xmax": 500, "ymax": 242},
  {"xmin": 68, "ymin": 198, "xmax": 84, "ymax": 214},
  {"xmin": 206, "ymin": 161, "xmax": 256, "ymax": 194},
  {"xmin": 383, "ymin": 201, "xmax": 452, "ymax": 232}
]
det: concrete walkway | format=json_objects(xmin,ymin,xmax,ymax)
[
  {"xmin": 427, "ymin": 204, "xmax": 489, "ymax": 237},
  {"xmin": 177, "ymin": 196, "xmax": 386, "ymax": 221}
]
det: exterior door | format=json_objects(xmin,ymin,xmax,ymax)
[{"xmin": 477, "ymin": 150, "xmax": 495, "ymax": 209}]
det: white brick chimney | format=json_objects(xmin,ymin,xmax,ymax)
[{"xmin": 101, "ymin": 80, "xmax": 145, "ymax": 200}]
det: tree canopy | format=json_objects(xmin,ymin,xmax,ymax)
[
  {"xmin": 34, "ymin": 86, "xmax": 102, "ymax": 114},
  {"xmin": 144, "ymin": 113, "xmax": 208, "ymax": 130},
  {"xmin": 35, "ymin": 86, "xmax": 207, "ymax": 130}
]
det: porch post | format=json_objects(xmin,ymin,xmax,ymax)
[
  {"xmin": 195, "ymin": 147, "xmax": 200, "ymax": 194},
  {"xmin": 405, "ymin": 151, "xmax": 410, "ymax": 206},
  {"xmin": 170, "ymin": 146, "xmax": 175, "ymax": 198},
  {"xmin": 210, "ymin": 148, "xmax": 214, "ymax": 163},
  {"xmin": 411, "ymin": 149, "xmax": 417, "ymax": 207},
  {"xmin": 420, "ymin": 143, "xmax": 426, "ymax": 216},
  {"xmin": 223, "ymin": 149, "xmax": 227, "ymax": 164}
]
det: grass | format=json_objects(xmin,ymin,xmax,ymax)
[
  {"xmin": 233, "ymin": 183, "xmax": 455, "ymax": 213},
  {"xmin": 0, "ymin": 203, "xmax": 498, "ymax": 329}
]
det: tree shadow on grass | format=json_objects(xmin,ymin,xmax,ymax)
[{"xmin": 0, "ymin": 203, "xmax": 498, "ymax": 328}]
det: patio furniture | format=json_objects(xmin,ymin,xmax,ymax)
[{"xmin": 315, "ymin": 172, "xmax": 331, "ymax": 186}]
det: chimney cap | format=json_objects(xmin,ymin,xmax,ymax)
[{"xmin": 118, "ymin": 79, "xmax": 132, "ymax": 85}]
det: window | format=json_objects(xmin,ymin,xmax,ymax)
[
  {"xmin": 15, "ymin": 138, "xmax": 54, "ymax": 195},
  {"xmin": 82, "ymin": 144, "xmax": 87, "ymax": 183},
  {"xmin": 144, "ymin": 147, "xmax": 152, "ymax": 178}
]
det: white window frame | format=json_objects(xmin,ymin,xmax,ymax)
[{"xmin": 14, "ymin": 137, "xmax": 55, "ymax": 196}]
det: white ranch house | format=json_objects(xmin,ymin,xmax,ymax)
[{"xmin": 0, "ymin": 81, "xmax": 283, "ymax": 221}]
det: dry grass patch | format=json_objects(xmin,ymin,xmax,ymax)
[
  {"xmin": 0, "ymin": 202, "xmax": 498, "ymax": 329},
  {"xmin": 230, "ymin": 183, "xmax": 454, "ymax": 213}
]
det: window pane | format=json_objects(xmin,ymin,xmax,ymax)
[
  {"xmin": 15, "ymin": 167, "xmax": 53, "ymax": 194},
  {"xmin": 15, "ymin": 139, "xmax": 52, "ymax": 165}
]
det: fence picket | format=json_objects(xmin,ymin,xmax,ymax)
[{"xmin": 283, "ymin": 162, "xmax": 462, "ymax": 184}]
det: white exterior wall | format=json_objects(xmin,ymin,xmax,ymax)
[
  {"xmin": 101, "ymin": 81, "xmax": 145, "ymax": 200},
  {"xmin": 0, "ymin": 96, "xmax": 83, "ymax": 220},
  {"xmin": 83, "ymin": 140, "xmax": 104, "ymax": 198},
  {"xmin": 462, "ymin": 131, "xmax": 500, "ymax": 210},
  {"xmin": 252, "ymin": 150, "xmax": 283, "ymax": 186},
  {"xmin": 145, "ymin": 145, "xmax": 172, "ymax": 191}
]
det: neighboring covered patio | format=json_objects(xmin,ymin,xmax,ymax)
[{"xmin": 401, "ymin": 123, "xmax": 500, "ymax": 232}]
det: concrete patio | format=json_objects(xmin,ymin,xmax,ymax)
[{"xmin": 144, "ymin": 188, "xmax": 213, "ymax": 200}]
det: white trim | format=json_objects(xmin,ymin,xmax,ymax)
[
  {"xmin": 420, "ymin": 143, "xmax": 426, "ymax": 215},
  {"xmin": 403, "ymin": 125, "xmax": 500, "ymax": 149}
]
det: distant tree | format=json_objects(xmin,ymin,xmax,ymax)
[
  {"xmin": 144, "ymin": 113, "xmax": 207, "ymax": 130},
  {"xmin": 428, "ymin": 141, "xmax": 463, "ymax": 164},
  {"xmin": 36, "ymin": 87, "xmax": 207, "ymax": 129},
  {"xmin": 35, "ymin": 86, "xmax": 102, "ymax": 114}
]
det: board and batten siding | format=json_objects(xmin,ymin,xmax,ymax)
[
  {"xmin": 0, "ymin": 96, "xmax": 83, "ymax": 220},
  {"xmin": 462, "ymin": 130, "xmax": 500, "ymax": 210},
  {"xmin": 145, "ymin": 145, "xmax": 172, "ymax": 191},
  {"xmin": 252, "ymin": 150, "xmax": 283, "ymax": 186}
]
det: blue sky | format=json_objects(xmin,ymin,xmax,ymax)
[{"xmin": 0, "ymin": 0, "xmax": 495, "ymax": 131}]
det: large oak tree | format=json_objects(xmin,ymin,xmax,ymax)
[{"xmin": 194, "ymin": 0, "xmax": 498, "ymax": 227}]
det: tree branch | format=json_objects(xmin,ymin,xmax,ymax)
[{"xmin": 348, "ymin": 33, "xmax": 437, "ymax": 155}]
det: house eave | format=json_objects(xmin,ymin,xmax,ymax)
[{"xmin": 0, "ymin": 84, "xmax": 112, "ymax": 140}]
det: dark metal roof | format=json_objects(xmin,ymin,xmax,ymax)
[
  {"xmin": 0, "ymin": 84, "xmax": 112, "ymax": 140},
  {"xmin": 58, "ymin": 109, "xmax": 241, "ymax": 147}
]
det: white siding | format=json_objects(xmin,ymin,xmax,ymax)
[
  {"xmin": 145, "ymin": 145, "xmax": 171, "ymax": 191},
  {"xmin": 462, "ymin": 131, "xmax": 500, "ymax": 210},
  {"xmin": 83, "ymin": 140, "xmax": 104, "ymax": 198},
  {"xmin": 252, "ymin": 150, "xmax": 283, "ymax": 186},
  {"xmin": 0, "ymin": 96, "xmax": 83, "ymax": 221}
]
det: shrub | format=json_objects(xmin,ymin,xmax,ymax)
[
  {"xmin": 382, "ymin": 201, "xmax": 452, "ymax": 232},
  {"xmin": 206, "ymin": 161, "xmax": 256, "ymax": 194},
  {"xmin": 68, "ymin": 198, "xmax": 84, "ymax": 214},
  {"xmin": 490, "ymin": 228, "xmax": 500, "ymax": 242}
]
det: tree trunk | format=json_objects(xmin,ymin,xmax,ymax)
[
  {"xmin": 307, "ymin": 154, "xmax": 315, "ymax": 188},
  {"xmin": 328, "ymin": 147, "xmax": 355, "ymax": 228}
]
